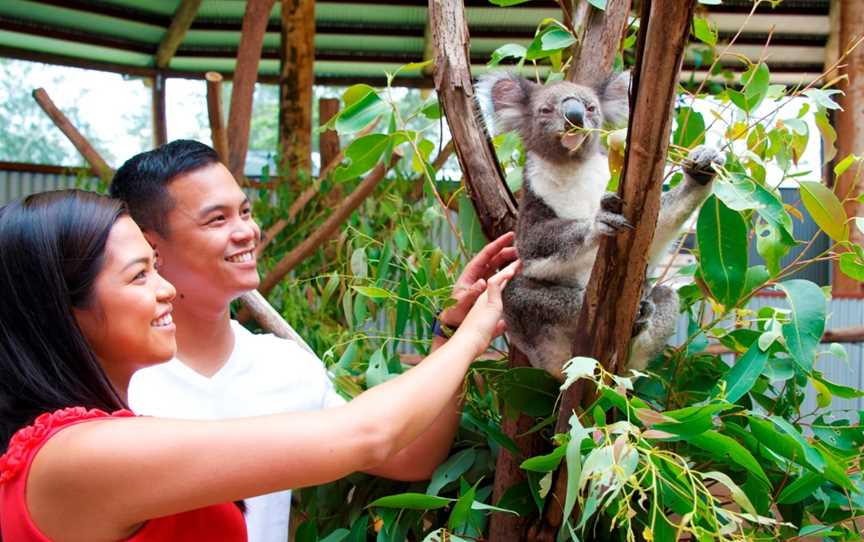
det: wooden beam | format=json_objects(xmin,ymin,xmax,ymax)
[
  {"xmin": 535, "ymin": 1, "xmax": 697, "ymax": 539},
  {"xmin": 227, "ymin": 0, "xmax": 277, "ymax": 180},
  {"xmin": 279, "ymin": 0, "xmax": 315, "ymax": 182},
  {"xmin": 152, "ymin": 73, "xmax": 168, "ymax": 147},
  {"xmin": 257, "ymin": 151, "xmax": 402, "ymax": 297},
  {"xmin": 31, "ymin": 88, "xmax": 114, "ymax": 182},
  {"xmin": 833, "ymin": 0, "xmax": 864, "ymax": 296},
  {"xmin": 156, "ymin": 0, "xmax": 203, "ymax": 69},
  {"xmin": 706, "ymin": 325, "xmax": 864, "ymax": 355},
  {"xmin": 205, "ymin": 72, "xmax": 230, "ymax": 163}
]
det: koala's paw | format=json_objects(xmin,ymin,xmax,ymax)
[
  {"xmin": 632, "ymin": 297, "xmax": 655, "ymax": 337},
  {"xmin": 600, "ymin": 192, "xmax": 623, "ymax": 214},
  {"xmin": 594, "ymin": 210, "xmax": 632, "ymax": 236},
  {"xmin": 683, "ymin": 145, "xmax": 725, "ymax": 186}
]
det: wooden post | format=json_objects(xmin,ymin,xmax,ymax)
[
  {"xmin": 227, "ymin": 0, "xmax": 277, "ymax": 180},
  {"xmin": 833, "ymin": 0, "xmax": 864, "ymax": 296},
  {"xmin": 279, "ymin": 0, "xmax": 315, "ymax": 182},
  {"xmin": 155, "ymin": 0, "xmax": 202, "ymax": 69},
  {"xmin": 152, "ymin": 73, "xmax": 168, "ymax": 147},
  {"xmin": 534, "ymin": 1, "xmax": 698, "ymax": 539},
  {"xmin": 31, "ymin": 88, "xmax": 113, "ymax": 182},
  {"xmin": 318, "ymin": 98, "xmax": 340, "ymax": 170},
  {"xmin": 206, "ymin": 71, "xmax": 230, "ymax": 163}
]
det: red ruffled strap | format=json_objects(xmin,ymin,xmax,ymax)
[{"xmin": 0, "ymin": 407, "xmax": 134, "ymax": 484}]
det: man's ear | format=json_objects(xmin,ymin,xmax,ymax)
[
  {"xmin": 476, "ymin": 71, "xmax": 536, "ymax": 136},
  {"xmin": 598, "ymin": 70, "xmax": 631, "ymax": 128}
]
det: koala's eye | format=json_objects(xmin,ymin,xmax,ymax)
[
  {"xmin": 539, "ymin": 105, "xmax": 554, "ymax": 115},
  {"xmin": 586, "ymin": 103, "xmax": 597, "ymax": 113}
]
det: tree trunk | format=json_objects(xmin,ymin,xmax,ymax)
[{"xmin": 534, "ymin": 1, "xmax": 698, "ymax": 539}]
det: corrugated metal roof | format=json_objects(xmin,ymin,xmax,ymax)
[{"xmin": 0, "ymin": 0, "xmax": 834, "ymax": 87}]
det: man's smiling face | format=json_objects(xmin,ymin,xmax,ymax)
[{"xmin": 150, "ymin": 162, "xmax": 261, "ymax": 305}]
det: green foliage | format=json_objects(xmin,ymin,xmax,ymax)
[{"xmin": 247, "ymin": 5, "xmax": 864, "ymax": 541}]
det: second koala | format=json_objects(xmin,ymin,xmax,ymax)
[{"xmin": 476, "ymin": 71, "xmax": 723, "ymax": 379}]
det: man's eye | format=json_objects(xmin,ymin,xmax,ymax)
[
  {"xmin": 133, "ymin": 270, "xmax": 147, "ymax": 281},
  {"xmin": 242, "ymin": 208, "xmax": 252, "ymax": 217},
  {"xmin": 208, "ymin": 215, "xmax": 226, "ymax": 224}
]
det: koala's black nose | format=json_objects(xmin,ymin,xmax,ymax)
[{"xmin": 563, "ymin": 99, "xmax": 585, "ymax": 127}]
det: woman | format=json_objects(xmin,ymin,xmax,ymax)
[{"xmin": 0, "ymin": 190, "xmax": 517, "ymax": 542}]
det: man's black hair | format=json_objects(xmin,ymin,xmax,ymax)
[{"xmin": 110, "ymin": 140, "xmax": 221, "ymax": 236}]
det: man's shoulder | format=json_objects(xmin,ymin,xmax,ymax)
[{"xmin": 230, "ymin": 320, "xmax": 324, "ymax": 371}]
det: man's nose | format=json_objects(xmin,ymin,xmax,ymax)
[{"xmin": 563, "ymin": 99, "xmax": 585, "ymax": 127}]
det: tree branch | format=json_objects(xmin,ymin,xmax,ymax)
[
  {"xmin": 430, "ymin": 0, "xmax": 518, "ymax": 239},
  {"xmin": 535, "ymin": 0, "xmax": 697, "ymax": 538},
  {"xmin": 256, "ymin": 151, "xmax": 402, "ymax": 297}
]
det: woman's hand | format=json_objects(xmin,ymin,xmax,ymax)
[
  {"xmin": 453, "ymin": 259, "xmax": 520, "ymax": 354},
  {"xmin": 439, "ymin": 232, "xmax": 517, "ymax": 328}
]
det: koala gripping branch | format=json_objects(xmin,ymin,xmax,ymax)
[{"xmin": 535, "ymin": 0, "xmax": 699, "ymax": 539}]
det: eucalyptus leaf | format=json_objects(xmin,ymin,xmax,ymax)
[
  {"xmin": 689, "ymin": 430, "xmax": 770, "ymax": 486},
  {"xmin": 336, "ymin": 91, "xmax": 388, "ymax": 133},
  {"xmin": 778, "ymin": 280, "xmax": 826, "ymax": 373},
  {"xmin": 717, "ymin": 342, "xmax": 770, "ymax": 403},
  {"xmin": 799, "ymin": 180, "xmax": 849, "ymax": 242},
  {"xmin": 369, "ymin": 493, "xmax": 452, "ymax": 510},
  {"xmin": 697, "ymin": 195, "xmax": 749, "ymax": 308},
  {"xmin": 427, "ymin": 449, "xmax": 477, "ymax": 496}
]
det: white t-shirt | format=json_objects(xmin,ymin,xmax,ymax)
[{"xmin": 128, "ymin": 320, "xmax": 345, "ymax": 542}]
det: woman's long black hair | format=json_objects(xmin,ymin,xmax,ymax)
[{"xmin": 0, "ymin": 190, "xmax": 128, "ymax": 452}]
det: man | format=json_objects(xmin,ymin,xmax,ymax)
[{"xmin": 110, "ymin": 140, "xmax": 515, "ymax": 542}]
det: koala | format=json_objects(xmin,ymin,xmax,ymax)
[{"xmin": 475, "ymin": 71, "xmax": 723, "ymax": 379}]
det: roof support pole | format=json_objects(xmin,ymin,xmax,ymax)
[
  {"xmin": 205, "ymin": 72, "xmax": 230, "ymax": 164},
  {"xmin": 152, "ymin": 72, "xmax": 168, "ymax": 147},
  {"xmin": 833, "ymin": 0, "xmax": 864, "ymax": 296},
  {"xmin": 278, "ymin": 0, "xmax": 315, "ymax": 185},
  {"xmin": 227, "ymin": 0, "xmax": 277, "ymax": 180}
]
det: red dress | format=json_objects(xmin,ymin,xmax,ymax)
[{"xmin": 0, "ymin": 407, "xmax": 247, "ymax": 541}]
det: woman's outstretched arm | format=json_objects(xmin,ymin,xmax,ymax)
[{"xmin": 27, "ymin": 261, "xmax": 518, "ymax": 542}]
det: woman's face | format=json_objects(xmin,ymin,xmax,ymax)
[{"xmin": 74, "ymin": 216, "xmax": 177, "ymax": 387}]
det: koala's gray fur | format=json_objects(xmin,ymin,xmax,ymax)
[{"xmin": 476, "ymin": 71, "xmax": 723, "ymax": 379}]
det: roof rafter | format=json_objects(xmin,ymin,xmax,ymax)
[{"xmin": 156, "ymin": 0, "xmax": 203, "ymax": 69}]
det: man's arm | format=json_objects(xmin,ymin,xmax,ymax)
[{"xmin": 362, "ymin": 232, "xmax": 517, "ymax": 480}]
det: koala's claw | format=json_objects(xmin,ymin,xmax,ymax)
[
  {"xmin": 595, "ymin": 211, "xmax": 632, "ymax": 236},
  {"xmin": 600, "ymin": 192, "xmax": 623, "ymax": 214},
  {"xmin": 683, "ymin": 145, "xmax": 725, "ymax": 186}
]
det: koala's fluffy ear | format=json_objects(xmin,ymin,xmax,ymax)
[
  {"xmin": 598, "ymin": 70, "xmax": 631, "ymax": 128},
  {"xmin": 475, "ymin": 72, "xmax": 537, "ymax": 136}
]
